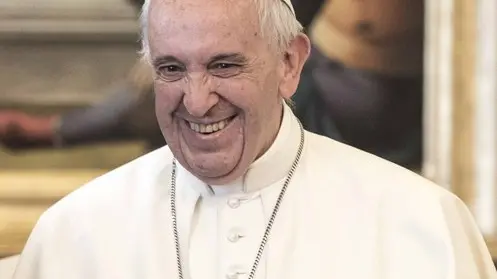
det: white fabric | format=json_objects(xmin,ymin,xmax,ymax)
[
  {"xmin": 0, "ymin": 255, "xmax": 19, "ymax": 279},
  {"xmin": 12, "ymin": 104, "xmax": 497, "ymax": 279}
]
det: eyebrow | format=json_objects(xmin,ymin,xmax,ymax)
[
  {"xmin": 152, "ymin": 55, "xmax": 181, "ymax": 68},
  {"xmin": 207, "ymin": 53, "xmax": 248, "ymax": 64},
  {"xmin": 152, "ymin": 53, "xmax": 248, "ymax": 67}
]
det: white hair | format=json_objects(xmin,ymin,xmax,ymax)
[{"xmin": 138, "ymin": 0, "xmax": 303, "ymax": 62}]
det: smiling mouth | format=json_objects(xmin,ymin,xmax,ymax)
[{"xmin": 187, "ymin": 116, "xmax": 236, "ymax": 134}]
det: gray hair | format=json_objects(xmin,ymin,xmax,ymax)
[{"xmin": 138, "ymin": 0, "xmax": 303, "ymax": 62}]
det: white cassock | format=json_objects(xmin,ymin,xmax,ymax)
[{"xmin": 12, "ymin": 104, "xmax": 497, "ymax": 279}]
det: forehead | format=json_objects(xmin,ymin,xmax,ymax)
[{"xmin": 148, "ymin": 0, "xmax": 263, "ymax": 60}]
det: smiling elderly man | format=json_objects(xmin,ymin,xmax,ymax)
[{"xmin": 12, "ymin": 0, "xmax": 497, "ymax": 278}]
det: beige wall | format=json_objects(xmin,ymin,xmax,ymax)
[
  {"xmin": 0, "ymin": 42, "xmax": 138, "ymax": 106},
  {"xmin": 0, "ymin": 0, "xmax": 140, "ymax": 105},
  {"xmin": 0, "ymin": 0, "xmax": 138, "ymax": 38}
]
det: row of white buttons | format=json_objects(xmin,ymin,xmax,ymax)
[
  {"xmin": 225, "ymin": 193, "xmax": 266, "ymax": 279},
  {"xmin": 226, "ymin": 198, "xmax": 246, "ymax": 278},
  {"xmin": 227, "ymin": 198, "xmax": 245, "ymax": 242}
]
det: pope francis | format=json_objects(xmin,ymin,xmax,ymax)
[{"xmin": 12, "ymin": 0, "xmax": 497, "ymax": 278}]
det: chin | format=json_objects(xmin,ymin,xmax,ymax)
[
  {"xmin": 181, "ymin": 144, "xmax": 256, "ymax": 185},
  {"xmin": 186, "ymin": 153, "xmax": 243, "ymax": 185},
  {"xmin": 200, "ymin": 162, "xmax": 248, "ymax": 185}
]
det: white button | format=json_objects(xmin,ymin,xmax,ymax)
[
  {"xmin": 227, "ymin": 229, "xmax": 245, "ymax": 242},
  {"xmin": 227, "ymin": 198, "xmax": 241, "ymax": 208}
]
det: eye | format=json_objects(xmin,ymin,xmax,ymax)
[
  {"xmin": 162, "ymin": 65, "xmax": 182, "ymax": 73},
  {"xmin": 156, "ymin": 64, "xmax": 185, "ymax": 82},
  {"xmin": 214, "ymin": 63, "xmax": 235, "ymax": 69},
  {"xmin": 209, "ymin": 63, "xmax": 241, "ymax": 78}
]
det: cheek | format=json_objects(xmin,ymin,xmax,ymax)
[
  {"xmin": 154, "ymin": 83, "xmax": 183, "ymax": 129},
  {"xmin": 154, "ymin": 83, "xmax": 182, "ymax": 114},
  {"xmin": 217, "ymin": 76, "xmax": 276, "ymax": 121}
]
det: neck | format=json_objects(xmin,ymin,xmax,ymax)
[{"xmin": 255, "ymin": 103, "xmax": 285, "ymax": 160}]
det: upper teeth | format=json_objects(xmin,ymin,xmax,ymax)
[{"xmin": 189, "ymin": 119, "xmax": 230, "ymax": 134}]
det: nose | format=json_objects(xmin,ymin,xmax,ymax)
[{"xmin": 182, "ymin": 73, "xmax": 219, "ymax": 117}]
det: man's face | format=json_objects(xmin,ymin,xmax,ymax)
[{"xmin": 148, "ymin": 0, "xmax": 295, "ymax": 185}]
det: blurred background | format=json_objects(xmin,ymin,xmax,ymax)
[
  {"xmin": 0, "ymin": 0, "xmax": 147, "ymax": 262},
  {"xmin": 0, "ymin": 0, "xmax": 496, "ymax": 274}
]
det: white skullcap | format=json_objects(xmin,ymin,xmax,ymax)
[{"xmin": 281, "ymin": 0, "xmax": 295, "ymax": 15}]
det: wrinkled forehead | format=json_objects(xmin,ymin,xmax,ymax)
[
  {"xmin": 149, "ymin": 0, "xmax": 258, "ymax": 26},
  {"xmin": 148, "ymin": 0, "xmax": 264, "ymax": 60}
]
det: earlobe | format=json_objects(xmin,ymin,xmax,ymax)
[{"xmin": 279, "ymin": 33, "xmax": 311, "ymax": 99}]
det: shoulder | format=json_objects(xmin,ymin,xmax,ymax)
[
  {"xmin": 35, "ymin": 146, "xmax": 175, "ymax": 233},
  {"xmin": 15, "ymin": 147, "xmax": 176, "ymax": 275},
  {"xmin": 301, "ymin": 132, "xmax": 494, "ymax": 267},
  {"xmin": 303, "ymin": 131, "xmax": 457, "ymax": 208}
]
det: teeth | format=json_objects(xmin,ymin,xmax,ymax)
[{"xmin": 188, "ymin": 118, "xmax": 232, "ymax": 134}]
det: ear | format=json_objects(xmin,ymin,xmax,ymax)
[{"xmin": 278, "ymin": 33, "xmax": 311, "ymax": 99}]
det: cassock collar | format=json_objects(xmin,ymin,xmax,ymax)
[{"xmin": 176, "ymin": 102, "xmax": 302, "ymax": 196}]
